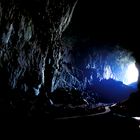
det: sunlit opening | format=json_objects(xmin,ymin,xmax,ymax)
[{"xmin": 124, "ymin": 63, "xmax": 139, "ymax": 85}]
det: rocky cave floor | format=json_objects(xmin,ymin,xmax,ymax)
[
  {"xmin": 0, "ymin": 88, "xmax": 107, "ymax": 119},
  {"xmin": 0, "ymin": 88, "xmax": 140, "ymax": 134}
]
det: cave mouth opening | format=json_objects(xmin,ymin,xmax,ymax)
[
  {"xmin": 81, "ymin": 46, "xmax": 139, "ymax": 104},
  {"xmin": 124, "ymin": 63, "xmax": 139, "ymax": 85},
  {"xmin": 98, "ymin": 60, "xmax": 139, "ymax": 87},
  {"xmin": 63, "ymin": 32, "xmax": 139, "ymax": 104}
]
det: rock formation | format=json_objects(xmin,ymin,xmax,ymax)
[{"xmin": 0, "ymin": 0, "xmax": 78, "ymax": 97}]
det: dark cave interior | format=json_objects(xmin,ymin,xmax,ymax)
[{"xmin": 0, "ymin": 0, "xmax": 140, "ymax": 134}]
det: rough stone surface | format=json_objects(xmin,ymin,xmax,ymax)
[{"xmin": 0, "ymin": 0, "xmax": 78, "ymax": 96}]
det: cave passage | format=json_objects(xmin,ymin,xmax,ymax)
[
  {"xmin": 61, "ymin": 0, "xmax": 140, "ymax": 104},
  {"xmin": 82, "ymin": 47, "xmax": 138, "ymax": 103},
  {"xmin": 62, "ymin": 32, "xmax": 139, "ymax": 103},
  {"xmin": 0, "ymin": 1, "xmax": 140, "ymax": 132}
]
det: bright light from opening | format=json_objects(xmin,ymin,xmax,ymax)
[{"xmin": 124, "ymin": 63, "xmax": 139, "ymax": 85}]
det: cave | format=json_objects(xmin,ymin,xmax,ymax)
[{"xmin": 0, "ymin": 0, "xmax": 140, "ymax": 135}]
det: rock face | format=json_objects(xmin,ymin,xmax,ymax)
[{"xmin": 0, "ymin": 0, "xmax": 77, "ymax": 96}]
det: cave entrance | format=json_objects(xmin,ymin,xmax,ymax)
[
  {"xmin": 62, "ymin": 0, "xmax": 139, "ymax": 104},
  {"xmin": 82, "ymin": 46, "xmax": 139, "ymax": 103},
  {"xmin": 62, "ymin": 34, "xmax": 139, "ymax": 104}
]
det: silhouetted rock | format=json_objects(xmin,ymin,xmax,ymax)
[
  {"xmin": 111, "ymin": 91, "xmax": 140, "ymax": 116},
  {"xmin": 50, "ymin": 88, "xmax": 88, "ymax": 106},
  {"xmin": 91, "ymin": 78, "xmax": 137, "ymax": 103}
]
